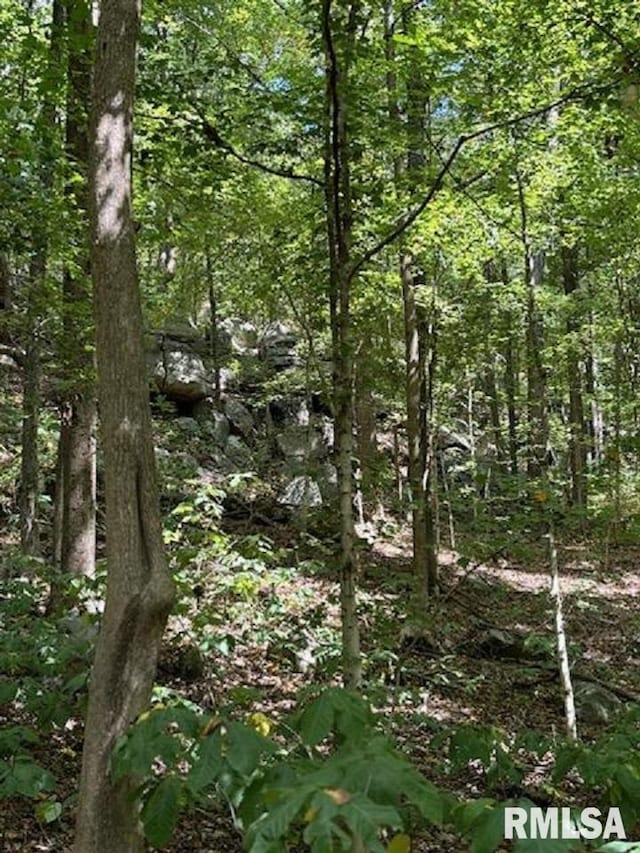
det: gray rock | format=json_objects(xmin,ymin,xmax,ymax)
[
  {"xmin": 219, "ymin": 317, "xmax": 258, "ymax": 355},
  {"xmin": 0, "ymin": 353, "xmax": 18, "ymax": 370},
  {"xmin": 159, "ymin": 322, "xmax": 201, "ymax": 344},
  {"xmin": 278, "ymin": 476, "xmax": 322, "ymax": 508},
  {"xmin": 153, "ymin": 350, "xmax": 210, "ymax": 402},
  {"xmin": 259, "ymin": 321, "xmax": 298, "ymax": 370},
  {"xmin": 225, "ymin": 436, "xmax": 254, "ymax": 470},
  {"xmin": 218, "ymin": 367, "xmax": 236, "ymax": 391},
  {"xmin": 210, "ymin": 411, "xmax": 230, "ymax": 447},
  {"xmin": 318, "ymin": 462, "xmax": 338, "ymax": 500},
  {"xmin": 191, "ymin": 397, "xmax": 215, "ymax": 423},
  {"xmin": 174, "ymin": 451, "xmax": 199, "ymax": 472},
  {"xmin": 191, "ymin": 402, "xmax": 230, "ymax": 448},
  {"xmin": 316, "ymin": 416, "xmax": 334, "ymax": 450},
  {"xmin": 176, "ymin": 417, "xmax": 199, "ymax": 433},
  {"xmin": 277, "ymin": 426, "xmax": 329, "ymax": 463},
  {"xmin": 225, "ymin": 397, "xmax": 253, "ymax": 437},
  {"xmin": 574, "ymin": 681, "xmax": 622, "ymax": 724}
]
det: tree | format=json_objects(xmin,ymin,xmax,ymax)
[
  {"xmin": 74, "ymin": 0, "xmax": 175, "ymax": 849},
  {"xmin": 321, "ymin": 0, "xmax": 362, "ymax": 690},
  {"xmin": 56, "ymin": 0, "xmax": 97, "ymax": 578}
]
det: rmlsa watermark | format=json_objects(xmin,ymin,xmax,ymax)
[{"xmin": 505, "ymin": 806, "xmax": 627, "ymax": 841}]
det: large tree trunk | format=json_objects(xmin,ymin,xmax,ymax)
[
  {"xmin": 322, "ymin": 0, "xmax": 361, "ymax": 689},
  {"xmin": 562, "ymin": 244, "xmax": 587, "ymax": 508},
  {"xmin": 74, "ymin": 1, "xmax": 175, "ymax": 849},
  {"xmin": 56, "ymin": 0, "xmax": 97, "ymax": 578}
]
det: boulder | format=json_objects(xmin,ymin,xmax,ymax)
[
  {"xmin": 278, "ymin": 475, "xmax": 322, "ymax": 508},
  {"xmin": 153, "ymin": 350, "xmax": 210, "ymax": 402},
  {"xmin": 574, "ymin": 681, "xmax": 622, "ymax": 724},
  {"xmin": 259, "ymin": 321, "xmax": 298, "ymax": 370},
  {"xmin": 219, "ymin": 317, "xmax": 258, "ymax": 355},
  {"xmin": 225, "ymin": 436, "xmax": 254, "ymax": 471},
  {"xmin": 317, "ymin": 462, "xmax": 338, "ymax": 500},
  {"xmin": 218, "ymin": 367, "xmax": 237, "ymax": 391},
  {"xmin": 277, "ymin": 426, "xmax": 329, "ymax": 464},
  {"xmin": 158, "ymin": 322, "xmax": 201, "ymax": 344},
  {"xmin": 192, "ymin": 401, "xmax": 230, "ymax": 445},
  {"xmin": 176, "ymin": 417, "xmax": 199, "ymax": 433},
  {"xmin": 267, "ymin": 396, "xmax": 310, "ymax": 429},
  {"xmin": 224, "ymin": 397, "xmax": 254, "ymax": 437},
  {"xmin": 211, "ymin": 411, "xmax": 230, "ymax": 447}
]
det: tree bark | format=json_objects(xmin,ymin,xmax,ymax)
[
  {"xmin": 322, "ymin": 0, "xmax": 361, "ymax": 689},
  {"xmin": 515, "ymin": 165, "xmax": 548, "ymax": 479},
  {"xmin": 525, "ymin": 250, "xmax": 548, "ymax": 478},
  {"xmin": 57, "ymin": 0, "xmax": 97, "ymax": 578},
  {"xmin": 19, "ymin": 276, "xmax": 42, "ymax": 558},
  {"xmin": 19, "ymin": 0, "xmax": 64, "ymax": 558},
  {"xmin": 501, "ymin": 259, "xmax": 520, "ymax": 478},
  {"xmin": 548, "ymin": 523, "xmax": 577, "ymax": 740},
  {"xmin": 74, "ymin": 1, "xmax": 175, "ymax": 849},
  {"xmin": 562, "ymin": 244, "xmax": 586, "ymax": 508},
  {"xmin": 387, "ymin": 1, "xmax": 437, "ymax": 601}
]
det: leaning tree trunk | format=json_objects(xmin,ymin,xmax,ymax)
[
  {"xmin": 322, "ymin": 0, "xmax": 361, "ymax": 689},
  {"xmin": 74, "ymin": 1, "xmax": 175, "ymax": 850}
]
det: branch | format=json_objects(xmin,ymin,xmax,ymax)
[
  {"xmin": 350, "ymin": 135, "xmax": 464, "ymax": 279},
  {"xmin": 349, "ymin": 77, "xmax": 620, "ymax": 280},
  {"xmin": 196, "ymin": 110, "xmax": 322, "ymax": 186}
]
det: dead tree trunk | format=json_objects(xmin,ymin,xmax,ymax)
[
  {"xmin": 74, "ymin": 1, "xmax": 175, "ymax": 849},
  {"xmin": 548, "ymin": 523, "xmax": 577, "ymax": 740}
]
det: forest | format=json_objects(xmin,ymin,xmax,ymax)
[{"xmin": 1, "ymin": 0, "xmax": 640, "ymax": 850}]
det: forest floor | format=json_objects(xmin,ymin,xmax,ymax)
[{"xmin": 3, "ymin": 513, "xmax": 640, "ymax": 852}]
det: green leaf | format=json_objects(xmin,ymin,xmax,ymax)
[
  {"xmin": 141, "ymin": 775, "xmax": 183, "ymax": 849},
  {"xmin": 299, "ymin": 692, "xmax": 336, "ymax": 747},
  {"xmin": 0, "ymin": 760, "xmax": 47, "ymax": 798},
  {"xmin": 226, "ymin": 721, "xmax": 273, "ymax": 777},
  {"xmin": 402, "ymin": 776, "xmax": 444, "ymax": 824},
  {"xmin": 186, "ymin": 730, "xmax": 223, "ymax": 795},
  {"xmin": 246, "ymin": 785, "xmax": 314, "ymax": 850},
  {"xmin": 387, "ymin": 835, "xmax": 411, "ymax": 853},
  {"xmin": 0, "ymin": 681, "xmax": 18, "ymax": 704},
  {"xmin": 35, "ymin": 800, "xmax": 62, "ymax": 824}
]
